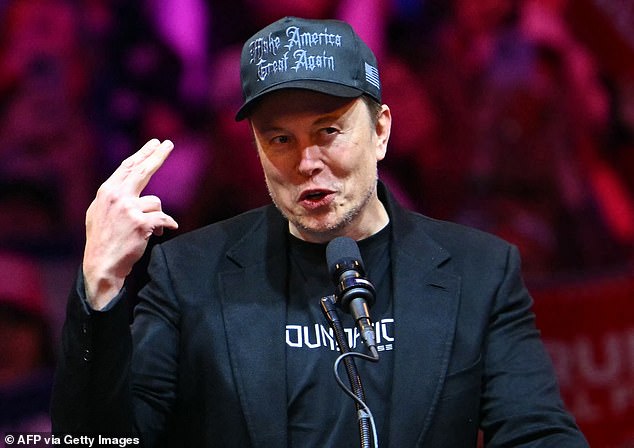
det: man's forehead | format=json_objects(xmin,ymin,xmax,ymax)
[{"xmin": 249, "ymin": 89, "xmax": 362, "ymax": 123}]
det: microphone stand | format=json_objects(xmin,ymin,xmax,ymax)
[{"xmin": 320, "ymin": 295, "xmax": 376, "ymax": 448}]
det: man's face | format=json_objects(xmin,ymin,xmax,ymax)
[{"xmin": 249, "ymin": 89, "xmax": 391, "ymax": 243}]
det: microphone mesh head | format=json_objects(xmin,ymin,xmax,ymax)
[{"xmin": 326, "ymin": 236, "xmax": 364, "ymax": 278}]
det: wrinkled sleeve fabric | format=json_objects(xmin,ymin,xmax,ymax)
[
  {"xmin": 51, "ymin": 270, "xmax": 135, "ymax": 436},
  {"xmin": 479, "ymin": 245, "xmax": 589, "ymax": 447},
  {"xmin": 51, "ymin": 245, "xmax": 180, "ymax": 447}
]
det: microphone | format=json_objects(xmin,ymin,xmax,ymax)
[{"xmin": 326, "ymin": 237, "xmax": 379, "ymax": 358}]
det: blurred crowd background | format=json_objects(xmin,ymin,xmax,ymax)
[{"xmin": 0, "ymin": 0, "xmax": 633, "ymax": 446}]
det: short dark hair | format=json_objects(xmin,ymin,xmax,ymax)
[{"xmin": 361, "ymin": 94, "xmax": 383, "ymax": 127}]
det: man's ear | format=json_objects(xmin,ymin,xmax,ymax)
[{"xmin": 375, "ymin": 104, "xmax": 392, "ymax": 161}]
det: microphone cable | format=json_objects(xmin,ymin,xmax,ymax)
[{"xmin": 321, "ymin": 295, "xmax": 380, "ymax": 448}]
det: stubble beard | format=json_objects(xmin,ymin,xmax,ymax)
[{"xmin": 266, "ymin": 175, "xmax": 379, "ymax": 240}]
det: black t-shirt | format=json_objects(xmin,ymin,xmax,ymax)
[{"xmin": 286, "ymin": 225, "xmax": 394, "ymax": 447}]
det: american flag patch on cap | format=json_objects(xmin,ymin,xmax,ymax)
[{"xmin": 365, "ymin": 62, "xmax": 380, "ymax": 90}]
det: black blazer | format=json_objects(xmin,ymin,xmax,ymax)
[{"xmin": 52, "ymin": 184, "xmax": 588, "ymax": 447}]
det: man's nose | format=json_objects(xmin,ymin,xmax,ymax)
[{"xmin": 297, "ymin": 145, "xmax": 324, "ymax": 177}]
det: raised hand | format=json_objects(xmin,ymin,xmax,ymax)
[{"xmin": 82, "ymin": 139, "xmax": 179, "ymax": 310}]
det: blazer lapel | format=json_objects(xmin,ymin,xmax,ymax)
[
  {"xmin": 218, "ymin": 208, "xmax": 289, "ymax": 448},
  {"xmin": 383, "ymin": 187, "xmax": 461, "ymax": 447}
]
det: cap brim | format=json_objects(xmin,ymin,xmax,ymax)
[{"xmin": 235, "ymin": 80, "xmax": 364, "ymax": 121}]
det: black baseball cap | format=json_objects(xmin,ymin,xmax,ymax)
[{"xmin": 235, "ymin": 16, "xmax": 382, "ymax": 120}]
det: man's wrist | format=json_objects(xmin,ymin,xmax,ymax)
[{"xmin": 82, "ymin": 269, "xmax": 125, "ymax": 311}]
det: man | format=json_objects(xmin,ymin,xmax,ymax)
[{"xmin": 52, "ymin": 17, "xmax": 588, "ymax": 447}]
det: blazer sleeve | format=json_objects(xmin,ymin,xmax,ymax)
[
  {"xmin": 51, "ymin": 245, "xmax": 181, "ymax": 447},
  {"xmin": 479, "ymin": 245, "xmax": 589, "ymax": 447},
  {"xmin": 51, "ymin": 272, "xmax": 136, "ymax": 436}
]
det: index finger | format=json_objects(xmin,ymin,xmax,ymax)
[{"xmin": 109, "ymin": 139, "xmax": 175, "ymax": 196}]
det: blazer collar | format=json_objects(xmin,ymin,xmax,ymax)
[
  {"xmin": 219, "ymin": 206, "xmax": 290, "ymax": 447},
  {"xmin": 381, "ymin": 183, "xmax": 462, "ymax": 446}
]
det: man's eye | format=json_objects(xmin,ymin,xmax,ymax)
[
  {"xmin": 272, "ymin": 135, "xmax": 289, "ymax": 144},
  {"xmin": 319, "ymin": 127, "xmax": 340, "ymax": 137}
]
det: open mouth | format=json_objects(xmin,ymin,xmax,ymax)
[
  {"xmin": 301, "ymin": 190, "xmax": 328, "ymax": 201},
  {"xmin": 298, "ymin": 189, "xmax": 334, "ymax": 208}
]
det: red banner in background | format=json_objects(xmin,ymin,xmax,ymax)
[{"xmin": 531, "ymin": 270, "xmax": 634, "ymax": 448}]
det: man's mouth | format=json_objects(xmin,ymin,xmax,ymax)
[
  {"xmin": 298, "ymin": 189, "xmax": 335, "ymax": 208},
  {"xmin": 301, "ymin": 190, "xmax": 328, "ymax": 201}
]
